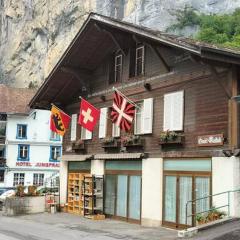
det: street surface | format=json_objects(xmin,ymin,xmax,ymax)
[{"xmin": 0, "ymin": 212, "xmax": 177, "ymax": 240}]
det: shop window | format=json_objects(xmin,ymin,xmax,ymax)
[
  {"xmin": 17, "ymin": 145, "xmax": 29, "ymax": 161},
  {"xmin": 13, "ymin": 173, "xmax": 25, "ymax": 186},
  {"xmin": 33, "ymin": 173, "xmax": 44, "ymax": 186},
  {"xmin": 50, "ymin": 131, "xmax": 60, "ymax": 141},
  {"xmin": 16, "ymin": 124, "xmax": 27, "ymax": 139},
  {"xmin": 50, "ymin": 146, "xmax": 61, "ymax": 162}
]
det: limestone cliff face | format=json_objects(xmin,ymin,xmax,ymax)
[{"xmin": 0, "ymin": 0, "xmax": 239, "ymax": 87}]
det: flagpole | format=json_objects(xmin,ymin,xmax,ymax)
[{"xmin": 112, "ymin": 87, "xmax": 141, "ymax": 110}]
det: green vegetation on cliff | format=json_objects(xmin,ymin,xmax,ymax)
[{"xmin": 168, "ymin": 7, "xmax": 240, "ymax": 49}]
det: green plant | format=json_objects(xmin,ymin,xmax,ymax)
[
  {"xmin": 28, "ymin": 185, "xmax": 37, "ymax": 196},
  {"xmin": 103, "ymin": 137, "xmax": 115, "ymax": 144},
  {"xmin": 16, "ymin": 185, "xmax": 25, "ymax": 197},
  {"xmin": 159, "ymin": 130, "xmax": 180, "ymax": 142}
]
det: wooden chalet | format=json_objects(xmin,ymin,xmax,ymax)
[{"xmin": 30, "ymin": 13, "xmax": 240, "ymax": 229}]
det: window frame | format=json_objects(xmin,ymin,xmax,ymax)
[
  {"xmin": 135, "ymin": 45, "xmax": 145, "ymax": 76},
  {"xmin": 16, "ymin": 124, "xmax": 27, "ymax": 139},
  {"xmin": 50, "ymin": 131, "xmax": 61, "ymax": 141},
  {"xmin": 49, "ymin": 146, "xmax": 61, "ymax": 162},
  {"xmin": 13, "ymin": 173, "xmax": 25, "ymax": 186},
  {"xmin": 33, "ymin": 173, "xmax": 44, "ymax": 186},
  {"xmin": 114, "ymin": 54, "xmax": 123, "ymax": 82},
  {"xmin": 17, "ymin": 144, "xmax": 30, "ymax": 161}
]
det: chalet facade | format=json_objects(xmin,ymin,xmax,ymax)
[{"xmin": 30, "ymin": 13, "xmax": 240, "ymax": 229}]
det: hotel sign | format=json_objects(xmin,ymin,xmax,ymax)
[
  {"xmin": 16, "ymin": 162, "xmax": 60, "ymax": 168},
  {"xmin": 198, "ymin": 134, "xmax": 224, "ymax": 147}
]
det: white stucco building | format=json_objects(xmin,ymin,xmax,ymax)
[{"xmin": 4, "ymin": 109, "xmax": 62, "ymax": 187}]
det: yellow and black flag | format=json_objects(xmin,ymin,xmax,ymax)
[{"xmin": 50, "ymin": 105, "xmax": 71, "ymax": 136}]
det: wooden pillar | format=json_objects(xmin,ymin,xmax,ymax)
[{"xmin": 229, "ymin": 66, "xmax": 239, "ymax": 150}]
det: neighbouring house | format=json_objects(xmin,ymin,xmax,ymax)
[
  {"xmin": 0, "ymin": 85, "xmax": 61, "ymax": 188},
  {"xmin": 29, "ymin": 13, "xmax": 240, "ymax": 229}
]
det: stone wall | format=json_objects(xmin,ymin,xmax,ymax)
[{"xmin": 0, "ymin": 0, "xmax": 239, "ymax": 87}]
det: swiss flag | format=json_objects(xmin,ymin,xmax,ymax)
[{"xmin": 78, "ymin": 98, "xmax": 100, "ymax": 132}]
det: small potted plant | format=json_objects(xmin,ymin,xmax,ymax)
[
  {"xmin": 122, "ymin": 135, "xmax": 144, "ymax": 147},
  {"xmin": 159, "ymin": 130, "xmax": 184, "ymax": 145}
]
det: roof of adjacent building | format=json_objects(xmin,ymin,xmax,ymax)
[
  {"xmin": 29, "ymin": 12, "xmax": 240, "ymax": 109},
  {"xmin": 0, "ymin": 84, "xmax": 36, "ymax": 114}
]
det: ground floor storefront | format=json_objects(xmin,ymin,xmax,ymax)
[{"xmin": 60, "ymin": 155, "xmax": 240, "ymax": 229}]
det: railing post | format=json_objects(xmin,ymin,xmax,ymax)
[
  {"xmin": 185, "ymin": 202, "xmax": 188, "ymax": 226},
  {"xmin": 228, "ymin": 191, "xmax": 230, "ymax": 216}
]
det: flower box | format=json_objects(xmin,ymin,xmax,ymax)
[
  {"xmin": 159, "ymin": 135, "xmax": 184, "ymax": 145},
  {"xmin": 102, "ymin": 138, "xmax": 120, "ymax": 149},
  {"xmin": 123, "ymin": 136, "xmax": 144, "ymax": 147},
  {"xmin": 72, "ymin": 140, "xmax": 85, "ymax": 150}
]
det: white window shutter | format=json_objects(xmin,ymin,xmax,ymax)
[
  {"xmin": 163, "ymin": 91, "xmax": 184, "ymax": 131},
  {"xmin": 99, "ymin": 108, "xmax": 108, "ymax": 138},
  {"xmin": 85, "ymin": 129, "xmax": 92, "ymax": 140},
  {"xmin": 142, "ymin": 98, "xmax": 153, "ymax": 134},
  {"xmin": 70, "ymin": 114, "xmax": 77, "ymax": 141},
  {"xmin": 112, "ymin": 123, "xmax": 120, "ymax": 137},
  {"xmin": 172, "ymin": 91, "xmax": 184, "ymax": 131}
]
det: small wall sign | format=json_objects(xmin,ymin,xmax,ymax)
[{"xmin": 197, "ymin": 134, "xmax": 224, "ymax": 147}]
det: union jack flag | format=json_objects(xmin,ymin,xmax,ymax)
[{"xmin": 111, "ymin": 91, "xmax": 136, "ymax": 132}]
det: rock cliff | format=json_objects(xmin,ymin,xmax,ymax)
[{"xmin": 0, "ymin": 0, "xmax": 239, "ymax": 87}]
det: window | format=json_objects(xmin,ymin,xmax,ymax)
[
  {"xmin": 16, "ymin": 124, "xmax": 27, "ymax": 139},
  {"xmin": 0, "ymin": 114, "xmax": 6, "ymax": 137},
  {"xmin": 163, "ymin": 90, "xmax": 184, "ymax": 131},
  {"xmin": 18, "ymin": 145, "xmax": 29, "ymax": 161},
  {"xmin": 112, "ymin": 122, "xmax": 120, "ymax": 137},
  {"xmin": 135, "ymin": 46, "xmax": 145, "ymax": 76},
  {"xmin": 50, "ymin": 131, "xmax": 60, "ymax": 141},
  {"xmin": 33, "ymin": 173, "xmax": 44, "ymax": 186},
  {"xmin": 81, "ymin": 127, "xmax": 92, "ymax": 140},
  {"xmin": 0, "ymin": 170, "xmax": 4, "ymax": 182},
  {"xmin": 115, "ymin": 54, "xmax": 123, "ymax": 82},
  {"xmin": 134, "ymin": 101, "xmax": 144, "ymax": 135},
  {"xmin": 134, "ymin": 98, "xmax": 153, "ymax": 135},
  {"xmin": 50, "ymin": 146, "xmax": 61, "ymax": 162},
  {"xmin": 13, "ymin": 173, "xmax": 25, "ymax": 186}
]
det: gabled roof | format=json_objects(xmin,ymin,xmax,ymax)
[
  {"xmin": 0, "ymin": 84, "xmax": 35, "ymax": 114},
  {"xmin": 29, "ymin": 12, "xmax": 240, "ymax": 109}
]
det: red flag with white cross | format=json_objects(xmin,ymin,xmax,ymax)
[{"xmin": 78, "ymin": 98, "xmax": 100, "ymax": 132}]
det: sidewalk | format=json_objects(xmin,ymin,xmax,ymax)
[{"xmin": 18, "ymin": 213, "xmax": 178, "ymax": 240}]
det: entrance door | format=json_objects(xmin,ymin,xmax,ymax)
[
  {"xmin": 163, "ymin": 174, "xmax": 210, "ymax": 228},
  {"xmin": 104, "ymin": 174, "xmax": 141, "ymax": 222}
]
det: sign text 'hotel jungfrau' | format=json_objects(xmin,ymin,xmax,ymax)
[{"xmin": 16, "ymin": 162, "xmax": 60, "ymax": 167}]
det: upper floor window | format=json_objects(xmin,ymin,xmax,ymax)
[
  {"xmin": 134, "ymin": 98, "xmax": 153, "ymax": 135},
  {"xmin": 50, "ymin": 131, "xmax": 60, "ymax": 141},
  {"xmin": 163, "ymin": 90, "xmax": 184, "ymax": 131},
  {"xmin": 33, "ymin": 173, "xmax": 44, "ymax": 186},
  {"xmin": 115, "ymin": 54, "xmax": 123, "ymax": 82},
  {"xmin": 135, "ymin": 46, "xmax": 145, "ymax": 76},
  {"xmin": 18, "ymin": 144, "xmax": 29, "ymax": 161},
  {"xmin": 13, "ymin": 173, "xmax": 25, "ymax": 186},
  {"xmin": 81, "ymin": 127, "xmax": 92, "ymax": 140},
  {"xmin": 50, "ymin": 146, "xmax": 61, "ymax": 162},
  {"xmin": 17, "ymin": 124, "xmax": 27, "ymax": 139}
]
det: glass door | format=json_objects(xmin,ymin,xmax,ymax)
[
  {"xmin": 116, "ymin": 175, "xmax": 128, "ymax": 218},
  {"xmin": 104, "ymin": 175, "xmax": 116, "ymax": 215}
]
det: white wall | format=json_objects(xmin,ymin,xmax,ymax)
[
  {"xmin": 59, "ymin": 160, "xmax": 68, "ymax": 205},
  {"xmin": 5, "ymin": 109, "xmax": 62, "ymax": 187},
  {"xmin": 141, "ymin": 158, "xmax": 163, "ymax": 227},
  {"xmin": 91, "ymin": 160, "xmax": 105, "ymax": 175},
  {"xmin": 212, "ymin": 157, "xmax": 240, "ymax": 217}
]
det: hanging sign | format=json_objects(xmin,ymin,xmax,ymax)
[{"xmin": 197, "ymin": 134, "xmax": 224, "ymax": 147}]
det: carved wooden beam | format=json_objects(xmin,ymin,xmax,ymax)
[{"xmin": 94, "ymin": 23, "xmax": 127, "ymax": 56}]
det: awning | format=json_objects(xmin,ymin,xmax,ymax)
[
  {"xmin": 94, "ymin": 153, "xmax": 145, "ymax": 160},
  {"xmin": 60, "ymin": 154, "xmax": 93, "ymax": 162}
]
